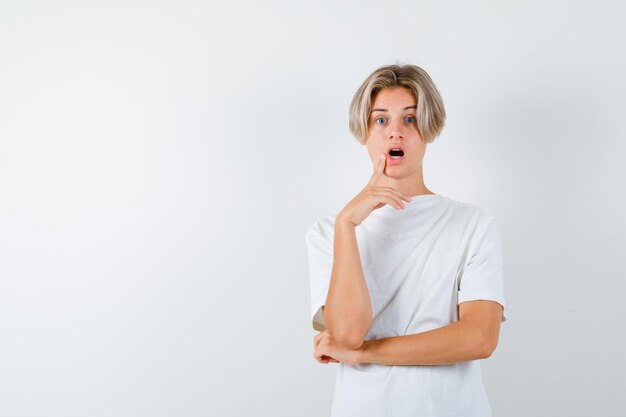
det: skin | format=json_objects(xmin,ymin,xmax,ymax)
[
  {"xmin": 361, "ymin": 86, "xmax": 435, "ymax": 198},
  {"xmin": 313, "ymin": 300, "xmax": 503, "ymax": 366},
  {"xmin": 319, "ymin": 87, "xmax": 431, "ymax": 353},
  {"xmin": 320, "ymin": 154, "xmax": 410, "ymax": 356},
  {"xmin": 312, "ymin": 86, "xmax": 503, "ymax": 366}
]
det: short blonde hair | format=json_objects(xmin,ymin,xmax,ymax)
[{"xmin": 349, "ymin": 63, "xmax": 446, "ymax": 144}]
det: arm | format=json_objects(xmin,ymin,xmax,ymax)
[
  {"xmin": 323, "ymin": 220, "xmax": 372, "ymax": 350},
  {"xmin": 357, "ymin": 300, "xmax": 503, "ymax": 365},
  {"xmin": 317, "ymin": 154, "xmax": 411, "ymax": 350}
]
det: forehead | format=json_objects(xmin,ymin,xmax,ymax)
[{"xmin": 371, "ymin": 87, "xmax": 416, "ymax": 109}]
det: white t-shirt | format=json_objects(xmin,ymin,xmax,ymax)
[{"xmin": 305, "ymin": 193, "xmax": 507, "ymax": 417}]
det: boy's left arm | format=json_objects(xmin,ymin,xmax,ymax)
[
  {"xmin": 356, "ymin": 300, "xmax": 503, "ymax": 366},
  {"xmin": 313, "ymin": 300, "xmax": 502, "ymax": 365}
]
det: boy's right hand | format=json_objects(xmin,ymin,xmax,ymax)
[{"xmin": 336, "ymin": 154, "xmax": 413, "ymax": 227}]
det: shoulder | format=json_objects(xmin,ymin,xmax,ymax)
[
  {"xmin": 438, "ymin": 196, "xmax": 499, "ymax": 244},
  {"xmin": 443, "ymin": 198, "xmax": 502, "ymax": 256},
  {"xmin": 442, "ymin": 195, "xmax": 497, "ymax": 225}
]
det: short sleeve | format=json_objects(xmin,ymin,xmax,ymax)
[
  {"xmin": 458, "ymin": 217, "xmax": 508, "ymax": 322},
  {"xmin": 305, "ymin": 222, "xmax": 334, "ymax": 331}
]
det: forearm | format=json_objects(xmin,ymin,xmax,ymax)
[
  {"xmin": 358, "ymin": 319, "xmax": 490, "ymax": 366},
  {"xmin": 324, "ymin": 220, "xmax": 372, "ymax": 348}
]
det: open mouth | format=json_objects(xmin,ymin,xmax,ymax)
[{"xmin": 388, "ymin": 148, "xmax": 405, "ymax": 159}]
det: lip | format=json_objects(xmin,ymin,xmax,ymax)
[
  {"xmin": 387, "ymin": 154, "xmax": 404, "ymax": 165},
  {"xmin": 386, "ymin": 144, "xmax": 405, "ymax": 165},
  {"xmin": 386, "ymin": 144, "xmax": 405, "ymax": 154}
]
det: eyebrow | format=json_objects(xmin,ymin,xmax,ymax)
[{"xmin": 371, "ymin": 105, "xmax": 417, "ymax": 113}]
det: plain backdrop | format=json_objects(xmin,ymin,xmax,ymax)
[{"xmin": 1, "ymin": 1, "xmax": 625, "ymax": 416}]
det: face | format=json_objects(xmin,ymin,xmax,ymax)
[{"xmin": 361, "ymin": 86, "xmax": 427, "ymax": 178}]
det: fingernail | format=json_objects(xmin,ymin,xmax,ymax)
[{"xmin": 380, "ymin": 154, "xmax": 385, "ymax": 160}]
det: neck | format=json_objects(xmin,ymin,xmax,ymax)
[{"xmin": 381, "ymin": 168, "xmax": 434, "ymax": 197}]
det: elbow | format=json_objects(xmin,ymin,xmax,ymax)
[
  {"xmin": 324, "ymin": 309, "xmax": 371, "ymax": 350},
  {"xmin": 325, "ymin": 322, "xmax": 367, "ymax": 350},
  {"xmin": 477, "ymin": 335, "xmax": 499, "ymax": 359},
  {"xmin": 334, "ymin": 332, "xmax": 366, "ymax": 350}
]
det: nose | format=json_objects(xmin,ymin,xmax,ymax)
[{"xmin": 387, "ymin": 118, "xmax": 406, "ymax": 140}]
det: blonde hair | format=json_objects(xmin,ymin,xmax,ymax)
[{"xmin": 349, "ymin": 63, "xmax": 446, "ymax": 144}]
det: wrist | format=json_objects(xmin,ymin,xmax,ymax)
[{"xmin": 335, "ymin": 215, "xmax": 356, "ymax": 229}]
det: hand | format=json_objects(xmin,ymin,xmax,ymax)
[
  {"xmin": 336, "ymin": 154, "xmax": 412, "ymax": 227},
  {"xmin": 313, "ymin": 330, "xmax": 362, "ymax": 366}
]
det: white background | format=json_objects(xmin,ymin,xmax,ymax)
[{"xmin": 1, "ymin": 1, "xmax": 625, "ymax": 416}]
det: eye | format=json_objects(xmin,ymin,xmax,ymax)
[
  {"xmin": 375, "ymin": 117, "xmax": 386, "ymax": 125},
  {"xmin": 405, "ymin": 116, "xmax": 416, "ymax": 124}
]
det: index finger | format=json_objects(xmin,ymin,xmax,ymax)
[{"xmin": 374, "ymin": 153, "xmax": 386, "ymax": 178}]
